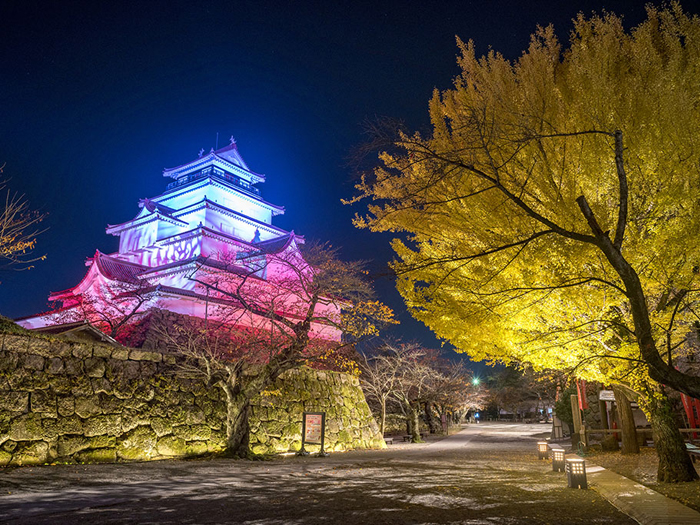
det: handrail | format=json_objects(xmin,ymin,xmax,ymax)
[{"xmin": 166, "ymin": 170, "xmax": 261, "ymax": 196}]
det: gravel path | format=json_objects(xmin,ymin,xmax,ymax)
[{"xmin": 0, "ymin": 422, "xmax": 637, "ymax": 524}]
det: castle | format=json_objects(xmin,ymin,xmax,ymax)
[{"xmin": 18, "ymin": 138, "xmax": 340, "ymax": 344}]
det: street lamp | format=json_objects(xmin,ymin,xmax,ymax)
[{"xmin": 537, "ymin": 441, "xmax": 549, "ymax": 460}]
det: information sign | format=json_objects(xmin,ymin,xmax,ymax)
[
  {"xmin": 297, "ymin": 411, "xmax": 328, "ymax": 457},
  {"xmin": 304, "ymin": 413, "xmax": 323, "ymax": 444},
  {"xmin": 599, "ymin": 390, "xmax": 615, "ymax": 401}
]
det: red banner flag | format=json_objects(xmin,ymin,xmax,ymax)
[{"xmin": 576, "ymin": 380, "xmax": 589, "ymax": 410}]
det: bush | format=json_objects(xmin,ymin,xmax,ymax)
[{"xmin": 554, "ymin": 384, "xmax": 576, "ymax": 430}]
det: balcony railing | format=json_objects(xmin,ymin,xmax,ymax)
[{"xmin": 167, "ymin": 169, "xmax": 261, "ymax": 197}]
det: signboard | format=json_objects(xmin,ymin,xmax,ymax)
[
  {"xmin": 298, "ymin": 412, "xmax": 328, "ymax": 457},
  {"xmin": 599, "ymin": 390, "xmax": 615, "ymax": 401},
  {"xmin": 304, "ymin": 413, "xmax": 324, "ymax": 444}
]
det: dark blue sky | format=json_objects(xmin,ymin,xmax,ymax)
[{"xmin": 1, "ymin": 0, "xmax": 691, "ymax": 372}]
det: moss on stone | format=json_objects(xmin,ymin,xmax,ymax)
[
  {"xmin": 84, "ymin": 415, "xmax": 122, "ymax": 437},
  {"xmin": 117, "ymin": 426, "xmax": 157, "ymax": 460},
  {"xmin": 11, "ymin": 440, "xmax": 49, "ymax": 466},
  {"xmin": 150, "ymin": 417, "xmax": 173, "ymax": 437},
  {"xmin": 58, "ymin": 436, "xmax": 91, "ymax": 456},
  {"xmin": 185, "ymin": 440, "xmax": 208, "ymax": 456},
  {"xmin": 76, "ymin": 447, "xmax": 116, "ymax": 464},
  {"xmin": 0, "ymin": 448, "xmax": 12, "ymax": 466},
  {"xmin": 8, "ymin": 414, "xmax": 44, "ymax": 441},
  {"xmin": 157, "ymin": 435, "xmax": 187, "ymax": 456}
]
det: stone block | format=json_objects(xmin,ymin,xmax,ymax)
[
  {"xmin": 156, "ymin": 435, "xmax": 186, "ymax": 456},
  {"xmin": 20, "ymin": 353, "xmax": 45, "ymax": 371},
  {"xmin": 50, "ymin": 376, "xmax": 72, "ymax": 394},
  {"xmin": 2, "ymin": 440, "xmax": 17, "ymax": 452},
  {"xmin": 64, "ymin": 357, "xmax": 84, "ymax": 376},
  {"xmin": 84, "ymin": 415, "xmax": 122, "ymax": 437},
  {"xmin": 134, "ymin": 385, "xmax": 155, "ymax": 402},
  {"xmin": 29, "ymin": 390, "xmax": 58, "ymax": 417},
  {"xmin": 0, "ymin": 449, "xmax": 11, "ymax": 466},
  {"xmin": 47, "ymin": 357, "xmax": 65, "ymax": 374},
  {"xmin": 185, "ymin": 440, "xmax": 208, "ymax": 456},
  {"xmin": 172, "ymin": 424, "xmax": 211, "ymax": 441},
  {"xmin": 10, "ymin": 440, "xmax": 49, "ymax": 466},
  {"xmin": 111, "ymin": 348, "xmax": 129, "ymax": 360},
  {"xmin": 93, "ymin": 345, "xmax": 113, "ymax": 358},
  {"xmin": 53, "ymin": 342, "xmax": 73, "ymax": 358},
  {"xmin": 1, "ymin": 335, "xmax": 28, "ymax": 354},
  {"xmin": 8, "ymin": 413, "xmax": 44, "ymax": 441},
  {"xmin": 75, "ymin": 448, "xmax": 116, "ymax": 464},
  {"xmin": 54, "ymin": 415, "xmax": 83, "ymax": 435},
  {"xmin": 150, "ymin": 417, "xmax": 173, "ymax": 437},
  {"xmin": 184, "ymin": 406, "xmax": 205, "ymax": 425},
  {"xmin": 129, "ymin": 349, "xmax": 162, "ymax": 362},
  {"xmin": 57, "ymin": 396, "xmax": 75, "ymax": 417},
  {"xmin": 74, "ymin": 395, "xmax": 103, "ymax": 418},
  {"xmin": 84, "ymin": 357, "xmax": 106, "ymax": 378},
  {"xmin": 0, "ymin": 351, "xmax": 19, "ymax": 373},
  {"xmin": 140, "ymin": 361, "xmax": 158, "ymax": 377},
  {"xmin": 120, "ymin": 411, "xmax": 145, "ymax": 433},
  {"xmin": 41, "ymin": 419, "xmax": 59, "ymax": 440},
  {"xmin": 58, "ymin": 435, "xmax": 91, "ymax": 456},
  {"xmin": 106, "ymin": 359, "xmax": 140, "ymax": 380},
  {"xmin": 91, "ymin": 378, "xmax": 113, "ymax": 395},
  {"xmin": 97, "ymin": 393, "xmax": 123, "ymax": 413},
  {"xmin": 111, "ymin": 378, "xmax": 137, "ymax": 399},
  {"xmin": 89, "ymin": 435, "xmax": 116, "ymax": 448},
  {"xmin": 72, "ymin": 344, "xmax": 93, "ymax": 359},
  {"xmin": 116, "ymin": 426, "xmax": 157, "ymax": 460},
  {"xmin": 0, "ymin": 391, "xmax": 28, "ymax": 412}
]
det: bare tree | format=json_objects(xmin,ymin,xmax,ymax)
[
  {"xmin": 52, "ymin": 280, "xmax": 155, "ymax": 343},
  {"xmin": 156, "ymin": 242, "xmax": 394, "ymax": 457},
  {"xmin": 358, "ymin": 347, "xmax": 401, "ymax": 435},
  {"xmin": 0, "ymin": 167, "xmax": 46, "ymax": 278}
]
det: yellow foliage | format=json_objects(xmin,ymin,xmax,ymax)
[{"xmin": 351, "ymin": 3, "xmax": 700, "ymax": 385}]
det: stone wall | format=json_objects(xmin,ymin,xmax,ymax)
[{"xmin": 0, "ymin": 331, "xmax": 384, "ymax": 466}]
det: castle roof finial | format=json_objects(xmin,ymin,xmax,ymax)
[{"xmin": 230, "ymin": 136, "xmax": 236, "ymax": 145}]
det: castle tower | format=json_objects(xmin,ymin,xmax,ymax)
[{"xmin": 17, "ymin": 139, "xmax": 338, "ymax": 344}]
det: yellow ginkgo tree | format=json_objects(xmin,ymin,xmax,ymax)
[{"xmin": 349, "ymin": 3, "xmax": 700, "ymax": 481}]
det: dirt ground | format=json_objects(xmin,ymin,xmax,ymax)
[
  {"xmin": 0, "ymin": 423, "xmax": 636, "ymax": 524},
  {"xmin": 587, "ymin": 446, "xmax": 700, "ymax": 512}
]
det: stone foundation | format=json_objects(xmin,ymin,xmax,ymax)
[{"xmin": 0, "ymin": 332, "xmax": 383, "ymax": 466}]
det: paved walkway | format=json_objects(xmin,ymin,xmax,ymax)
[
  {"xmin": 0, "ymin": 423, "xmax": 697, "ymax": 524},
  {"xmin": 584, "ymin": 459, "xmax": 700, "ymax": 525}
]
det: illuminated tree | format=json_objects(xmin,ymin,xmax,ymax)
[
  {"xmin": 52, "ymin": 280, "xmax": 155, "ymax": 343},
  {"xmin": 358, "ymin": 347, "xmax": 401, "ymax": 435},
  {"xmin": 349, "ymin": 4, "xmax": 700, "ymax": 480},
  {"xmin": 0, "ymin": 168, "xmax": 46, "ymax": 279},
  {"xmin": 361, "ymin": 343, "xmax": 482, "ymax": 441},
  {"xmin": 156, "ymin": 242, "xmax": 394, "ymax": 457}
]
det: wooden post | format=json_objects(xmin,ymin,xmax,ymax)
[
  {"xmin": 571, "ymin": 394, "xmax": 582, "ymax": 434},
  {"xmin": 571, "ymin": 394, "xmax": 583, "ymax": 447}
]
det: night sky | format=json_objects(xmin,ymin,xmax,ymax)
[{"xmin": 1, "ymin": 0, "xmax": 694, "ymax": 372}]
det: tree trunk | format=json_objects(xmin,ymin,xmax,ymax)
[
  {"xmin": 223, "ymin": 386, "xmax": 252, "ymax": 457},
  {"xmin": 645, "ymin": 388, "xmax": 699, "ymax": 483},
  {"xmin": 221, "ymin": 365, "xmax": 277, "ymax": 458},
  {"xmin": 612, "ymin": 385, "xmax": 639, "ymax": 454},
  {"xmin": 409, "ymin": 405, "xmax": 423, "ymax": 442},
  {"xmin": 424, "ymin": 402, "xmax": 440, "ymax": 434},
  {"xmin": 379, "ymin": 397, "xmax": 387, "ymax": 436}
]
